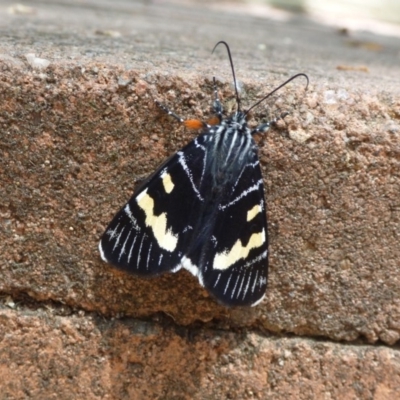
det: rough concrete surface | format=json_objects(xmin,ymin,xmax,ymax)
[
  {"xmin": 0, "ymin": 0, "xmax": 399, "ymax": 398},
  {"xmin": 1, "ymin": 307, "xmax": 400, "ymax": 399}
]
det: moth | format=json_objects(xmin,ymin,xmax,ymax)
[{"xmin": 99, "ymin": 41, "xmax": 308, "ymax": 306}]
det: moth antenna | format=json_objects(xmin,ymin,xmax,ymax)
[
  {"xmin": 212, "ymin": 41, "xmax": 241, "ymax": 112},
  {"xmin": 245, "ymin": 73, "xmax": 309, "ymax": 116}
]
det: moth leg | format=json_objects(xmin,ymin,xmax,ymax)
[
  {"xmin": 251, "ymin": 112, "xmax": 289, "ymax": 135},
  {"xmin": 212, "ymin": 76, "xmax": 223, "ymax": 121},
  {"xmin": 154, "ymin": 100, "xmax": 185, "ymax": 123},
  {"xmin": 154, "ymin": 100, "xmax": 206, "ymax": 130}
]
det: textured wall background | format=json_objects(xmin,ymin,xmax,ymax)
[{"xmin": 1, "ymin": 0, "xmax": 399, "ymax": 398}]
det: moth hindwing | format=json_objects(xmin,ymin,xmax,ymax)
[{"xmin": 99, "ymin": 41, "xmax": 309, "ymax": 307}]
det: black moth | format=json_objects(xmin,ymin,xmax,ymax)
[{"xmin": 99, "ymin": 41, "xmax": 308, "ymax": 306}]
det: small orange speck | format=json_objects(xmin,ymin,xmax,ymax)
[{"xmin": 184, "ymin": 119, "xmax": 204, "ymax": 130}]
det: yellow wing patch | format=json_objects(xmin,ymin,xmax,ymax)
[
  {"xmin": 161, "ymin": 171, "xmax": 174, "ymax": 194},
  {"xmin": 136, "ymin": 189, "xmax": 178, "ymax": 252},
  {"xmin": 247, "ymin": 204, "xmax": 262, "ymax": 222},
  {"xmin": 213, "ymin": 229, "xmax": 266, "ymax": 270}
]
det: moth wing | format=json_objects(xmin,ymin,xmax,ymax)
[
  {"xmin": 99, "ymin": 135, "xmax": 209, "ymax": 275},
  {"xmin": 185, "ymin": 151, "xmax": 268, "ymax": 306}
]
